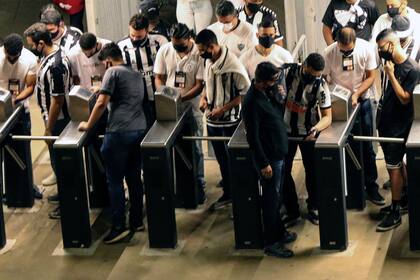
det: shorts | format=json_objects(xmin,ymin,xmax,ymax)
[{"xmin": 379, "ymin": 129, "xmax": 410, "ymax": 169}]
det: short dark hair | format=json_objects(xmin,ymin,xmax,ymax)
[
  {"xmin": 98, "ymin": 42, "xmax": 123, "ymax": 61},
  {"xmin": 40, "ymin": 8, "xmax": 62, "ymax": 26},
  {"xmin": 3, "ymin": 33, "xmax": 23, "ymax": 56},
  {"xmin": 79, "ymin": 33, "xmax": 97, "ymax": 50},
  {"xmin": 129, "ymin": 13, "xmax": 149, "ymax": 30},
  {"xmin": 258, "ymin": 17, "xmax": 276, "ymax": 29},
  {"xmin": 304, "ymin": 53, "xmax": 325, "ymax": 72},
  {"xmin": 337, "ymin": 27, "xmax": 356, "ymax": 45},
  {"xmin": 195, "ymin": 29, "xmax": 218, "ymax": 47},
  {"xmin": 376, "ymin": 28, "xmax": 395, "ymax": 43},
  {"xmin": 39, "ymin": 4, "xmax": 59, "ymax": 20},
  {"xmin": 170, "ymin": 23, "xmax": 192, "ymax": 40},
  {"xmin": 216, "ymin": 0, "xmax": 236, "ymax": 17},
  {"xmin": 255, "ymin": 62, "xmax": 279, "ymax": 83},
  {"xmin": 24, "ymin": 22, "xmax": 53, "ymax": 46}
]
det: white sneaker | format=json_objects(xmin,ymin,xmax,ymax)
[{"xmin": 42, "ymin": 173, "xmax": 57, "ymax": 186}]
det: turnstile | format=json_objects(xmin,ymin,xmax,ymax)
[
  {"xmin": 228, "ymin": 121, "xmax": 264, "ymax": 249},
  {"xmin": 54, "ymin": 86, "xmax": 107, "ymax": 248},
  {"xmin": 141, "ymin": 87, "xmax": 198, "ymax": 249}
]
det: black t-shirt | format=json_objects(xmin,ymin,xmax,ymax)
[
  {"xmin": 378, "ymin": 58, "xmax": 420, "ymax": 136},
  {"xmin": 322, "ymin": 0, "xmax": 379, "ymax": 42}
]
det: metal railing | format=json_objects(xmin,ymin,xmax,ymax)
[{"xmin": 291, "ymin": 35, "xmax": 307, "ymax": 63}]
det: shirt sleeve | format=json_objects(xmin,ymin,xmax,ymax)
[
  {"xmin": 50, "ymin": 63, "xmax": 67, "ymax": 96},
  {"xmin": 27, "ymin": 55, "xmax": 38, "ymax": 76},
  {"xmin": 153, "ymin": 46, "xmax": 167, "ymax": 75},
  {"xmin": 322, "ymin": 1, "xmax": 335, "ymax": 27},
  {"xmin": 67, "ymin": 52, "xmax": 79, "ymax": 77},
  {"xmin": 323, "ymin": 47, "xmax": 332, "ymax": 77},
  {"xmin": 195, "ymin": 57, "xmax": 204, "ymax": 81},
  {"xmin": 403, "ymin": 67, "xmax": 420, "ymax": 96},
  {"xmin": 318, "ymin": 80, "xmax": 332, "ymax": 109},
  {"xmin": 100, "ymin": 68, "xmax": 116, "ymax": 96},
  {"xmin": 233, "ymin": 72, "xmax": 251, "ymax": 95},
  {"xmin": 366, "ymin": 43, "xmax": 378, "ymax": 71},
  {"xmin": 239, "ymin": 52, "xmax": 250, "ymax": 78},
  {"xmin": 284, "ymin": 49, "xmax": 294, "ymax": 63}
]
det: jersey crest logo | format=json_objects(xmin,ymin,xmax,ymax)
[{"xmin": 237, "ymin": 43, "xmax": 245, "ymax": 51}]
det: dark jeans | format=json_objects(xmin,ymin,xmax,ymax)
[
  {"xmin": 144, "ymin": 100, "xmax": 156, "ymax": 130},
  {"xmin": 47, "ymin": 118, "xmax": 70, "ymax": 175},
  {"xmin": 260, "ymin": 160, "xmax": 286, "ymax": 246},
  {"xmin": 283, "ymin": 140, "xmax": 317, "ymax": 216},
  {"xmin": 101, "ymin": 130, "xmax": 146, "ymax": 229},
  {"xmin": 70, "ymin": 9, "xmax": 84, "ymax": 31},
  {"xmin": 359, "ymin": 99, "xmax": 378, "ymax": 190},
  {"xmin": 207, "ymin": 124, "xmax": 238, "ymax": 197}
]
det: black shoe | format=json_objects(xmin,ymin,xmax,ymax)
[
  {"xmin": 103, "ymin": 226, "xmax": 132, "ymax": 244},
  {"xmin": 366, "ymin": 188, "xmax": 386, "ymax": 206},
  {"xmin": 282, "ymin": 231, "xmax": 297, "ymax": 244},
  {"xmin": 264, "ymin": 242, "xmax": 294, "ymax": 258},
  {"xmin": 376, "ymin": 212, "xmax": 401, "ymax": 232},
  {"xmin": 2, "ymin": 196, "xmax": 7, "ymax": 205},
  {"xmin": 48, "ymin": 206, "xmax": 61, "ymax": 219},
  {"xmin": 47, "ymin": 193, "xmax": 59, "ymax": 205},
  {"xmin": 33, "ymin": 185, "xmax": 43, "ymax": 200},
  {"xmin": 306, "ymin": 209, "xmax": 319, "ymax": 225},
  {"xmin": 380, "ymin": 203, "xmax": 408, "ymax": 215},
  {"xmin": 130, "ymin": 223, "xmax": 146, "ymax": 232},
  {"xmin": 282, "ymin": 214, "xmax": 301, "ymax": 228},
  {"xmin": 198, "ymin": 188, "xmax": 207, "ymax": 205},
  {"xmin": 383, "ymin": 180, "xmax": 392, "ymax": 190},
  {"xmin": 211, "ymin": 194, "xmax": 232, "ymax": 210}
]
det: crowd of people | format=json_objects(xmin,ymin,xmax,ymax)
[{"xmin": 0, "ymin": 0, "xmax": 419, "ymax": 257}]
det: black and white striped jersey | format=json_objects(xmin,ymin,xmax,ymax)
[
  {"xmin": 117, "ymin": 34, "xmax": 168, "ymax": 101},
  {"xmin": 36, "ymin": 48, "xmax": 71, "ymax": 122},
  {"xmin": 55, "ymin": 26, "xmax": 82, "ymax": 54}
]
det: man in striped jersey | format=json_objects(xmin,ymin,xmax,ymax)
[
  {"xmin": 281, "ymin": 53, "xmax": 332, "ymax": 227},
  {"xmin": 24, "ymin": 22, "xmax": 71, "ymax": 219},
  {"xmin": 118, "ymin": 13, "xmax": 168, "ymax": 128},
  {"xmin": 237, "ymin": 0, "xmax": 284, "ymax": 47},
  {"xmin": 40, "ymin": 8, "xmax": 82, "ymax": 55}
]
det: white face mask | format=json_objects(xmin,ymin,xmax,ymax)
[{"xmin": 223, "ymin": 22, "xmax": 234, "ymax": 32}]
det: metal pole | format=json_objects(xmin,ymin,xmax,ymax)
[
  {"xmin": 4, "ymin": 145, "xmax": 26, "ymax": 171},
  {"xmin": 182, "ymin": 136, "xmax": 231, "ymax": 141},
  {"xmin": 352, "ymin": 135, "xmax": 405, "ymax": 144},
  {"xmin": 11, "ymin": 135, "xmax": 60, "ymax": 141},
  {"xmin": 344, "ymin": 143, "xmax": 362, "ymax": 171}
]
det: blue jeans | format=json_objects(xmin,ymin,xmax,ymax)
[
  {"xmin": 192, "ymin": 113, "xmax": 205, "ymax": 187},
  {"xmin": 260, "ymin": 160, "xmax": 286, "ymax": 246},
  {"xmin": 101, "ymin": 130, "xmax": 146, "ymax": 229},
  {"xmin": 47, "ymin": 118, "xmax": 70, "ymax": 175}
]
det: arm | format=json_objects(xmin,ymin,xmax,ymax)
[
  {"xmin": 385, "ymin": 61, "xmax": 412, "ymax": 105},
  {"xmin": 208, "ymin": 95, "xmax": 241, "ymax": 119},
  {"xmin": 323, "ymin": 25, "xmax": 334, "ymax": 46},
  {"xmin": 45, "ymin": 95, "xmax": 65, "ymax": 135},
  {"xmin": 154, "ymin": 73, "xmax": 167, "ymax": 89},
  {"xmin": 199, "ymin": 88, "xmax": 208, "ymax": 112},
  {"xmin": 78, "ymin": 93, "xmax": 110, "ymax": 131},
  {"xmin": 15, "ymin": 74, "xmax": 36, "ymax": 103},
  {"xmin": 182, "ymin": 79, "xmax": 204, "ymax": 101},
  {"xmin": 314, "ymin": 107, "xmax": 332, "ymax": 132},
  {"xmin": 351, "ymin": 69, "xmax": 376, "ymax": 107}
]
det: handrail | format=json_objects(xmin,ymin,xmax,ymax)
[{"xmin": 291, "ymin": 35, "xmax": 307, "ymax": 63}]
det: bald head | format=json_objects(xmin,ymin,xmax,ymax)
[{"xmin": 337, "ymin": 27, "xmax": 356, "ymax": 45}]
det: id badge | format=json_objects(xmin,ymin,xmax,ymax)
[
  {"xmin": 174, "ymin": 71, "xmax": 186, "ymax": 88},
  {"xmin": 342, "ymin": 55, "xmax": 354, "ymax": 71},
  {"xmin": 8, "ymin": 79, "xmax": 20, "ymax": 95},
  {"xmin": 91, "ymin": 75, "xmax": 102, "ymax": 88}
]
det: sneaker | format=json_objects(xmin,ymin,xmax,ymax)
[
  {"xmin": 211, "ymin": 194, "xmax": 232, "ymax": 210},
  {"xmin": 306, "ymin": 209, "xmax": 319, "ymax": 225},
  {"xmin": 264, "ymin": 242, "xmax": 294, "ymax": 258},
  {"xmin": 379, "ymin": 202, "xmax": 408, "ymax": 215},
  {"xmin": 130, "ymin": 224, "xmax": 146, "ymax": 232},
  {"xmin": 47, "ymin": 193, "xmax": 59, "ymax": 204},
  {"xmin": 33, "ymin": 185, "xmax": 43, "ymax": 199},
  {"xmin": 282, "ymin": 214, "xmax": 301, "ymax": 228},
  {"xmin": 366, "ymin": 188, "xmax": 386, "ymax": 206},
  {"xmin": 383, "ymin": 180, "xmax": 392, "ymax": 190},
  {"xmin": 282, "ymin": 231, "xmax": 297, "ymax": 244},
  {"xmin": 198, "ymin": 188, "xmax": 207, "ymax": 205},
  {"xmin": 376, "ymin": 212, "xmax": 401, "ymax": 232},
  {"xmin": 48, "ymin": 206, "xmax": 60, "ymax": 219},
  {"xmin": 42, "ymin": 173, "xmax": 57, "ymax": 186},
  {"xmin": 103, "ymin": 227, "xmax": 132, "ymax": 244}
]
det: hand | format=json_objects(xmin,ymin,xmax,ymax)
[
  {"xmin": 208, "ymin": 107, "xmax": 225, "ymax": 119},
  {"xmin": 384, "ymin": 60, "xmax": 395, "ymax": 77},
  {"xmin": 78, "ymin": 121, "xmax": 90, "ymax": 132},
  {"xmin": 351, "ymin": 94, "xmax": 359, "ymax": 108},
  {"xmin": 305, "ymin": 127, "xmax": 317, "ymax": 141},
  {"xmin": 199, "ymin": 97, "xmax": 208, "ymax": 112},
  {"xmin": 44, "ymin": 129, "xmax": 53, "ymax": 146},
  {"xmin": 59, "ymin": 3, "xmax": 72, "ymax": 10},
  {"xmin": 261, "ymin": 165, "xmax": 273, "ymax": 179}
]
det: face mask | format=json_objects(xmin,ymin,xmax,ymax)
[
  {"xmin": 258, "ymin": 35, "xmax": 274, "ymax": 49},
  {"xmin": 387, "ymin": 6, "xmax": 400, "ymax": 18},
  {"xmin": 200, "ymin": 49, "xmax": 213, "ymax": 60},
  {"xmin": 247, "ymin": 3, "xmax": 261, "ymax": 14},
  {"xmin": 131, "ymin": 37, "xmax": 147, "ymax": 48},
  {"xmin": 340, "ymin": 48, "xmax": 354, "ymax": 57},
  {"xmin": 50, "ymin": 29, "xmax": 60, "ymax": 40},
  {"xmin": 378, "ymin": 43, "xmax": 393, "ymax": 61},
  {"xmin": 223, "ymin": 22, "xmax": 234, "ymax": 32},
  {"xmin": 173, "ymin": 43, "xmax": 189, "ymax": 53},
  {"xmin": 30, "ymin": 44, "xmax": 43, "ymax": 58},
  {"xmin": 301, "ymin": 71, "xmax": 317, "ymax": 85}
]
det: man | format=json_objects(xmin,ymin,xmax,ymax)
[
  {"xmin": 391, "ymin": 15, "xmax": 419, "ymax": 62},
  {"xmin": 242, "ymin": 62, "xmax": 295, "ymax": 258},
  {"xmin": 79, "ymin": 42, "xmax": 147, "ymax": 244},
  {"xmin": 0, "ymin": 34, "xmax": 42, "ymax": 200},
  {"xmin": 324, "ymin": 27, "xmax": 384, "ymax": 206},
  {"xmin": 196, "ymin": 29, "xmax": 250, "ymax": 209},
  {"xmin": 53, "ymin": 0, "xmax": 85, "ymax": 32},
  {"xmin": 207, "ymin": 0, "xmax": 258, "ymax": 58},
  {"xmin": 67, "ymin": 32, "xmax": 111, "ymax": 89},
  {"xmin": 282, "ymin": 53, "xmax": 332, "ymax": 227},
  {"xmin": 118, "ymin": 13, "xmax": 168, "ymax": 128},
  {"xmin": 154, "ymin": 23, "xmax": 206, "ymax": 202},
  {"xmin": 238, "ymin": 0, "xmax": 284, "ymax": 46},
  {"xmin": 40, "ymin": 8, "xmax": 82, "ymax": 54},
  {"xmin": 371, "ymin": 0, "xmax": 420, "ymax": 46},
  {"xmin": 139, "ymin": 0, "xmax": 171, "ymax": 39},
  {"xmin": 322, "ymin": 0, "xmax": 380, "ymax": 45},
  {"xmin": 375, "ymin": 29, "xmax": 420, "ymax": 231},
  {"xmin": 24, "ymin": 23, "xmax": 71, "ymax": 219},
  {"xmin": 240, "ymin": 18, "xmax": 293, "ymax": 80}
]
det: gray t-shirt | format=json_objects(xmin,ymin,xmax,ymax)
[{"xmin": 101, "ymin": 65, "xmax": 147, "ymax": 132}]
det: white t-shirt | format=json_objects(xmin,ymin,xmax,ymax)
[
  {"xmin": 67, "ymin": 38, "xmax": 111, "ymax": 89},
  {"xmin": 324, "ymin": 38, "xmax": 378, "ymax": 99},
  {"xmin": 207, "ymin": 20, "xmax": 258, "ymax": 58},
  {"xmin": 154, "ymin": 41, "xmax": 204, "ymax": 112},
  {"xmin": 239, "ymin": 45, "xmax": 293, "ymax": 80},
  {"xmin": 0, "ymin": 47, "xmax": 38, "ymax": 112},
  {"xmin": 229, "ymin": 0, "xmax": 244, "ymax": 9}
]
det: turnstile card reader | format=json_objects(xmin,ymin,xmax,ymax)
[
  {"xmin": 330, "ymin": 85, "xmax": 353, "ymax": 122},
  {"xmin": 68, "ymin": 85, "xmax": 96, "ymax": 122},
  {"xmin": 155, "ymin": 86, "xmax": 182, "ymax": 121}
]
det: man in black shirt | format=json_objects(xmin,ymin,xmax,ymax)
[
  {"xmin": 322, "ymin": 0, "xmax": 380, "ymax": 45},
  {"xmin": 243, "ymin": 62, "xmax": 296, "ymax": 258},
  {"xmin": 375, "ymin": 28, "xmax": 420, "ymax": 232}
]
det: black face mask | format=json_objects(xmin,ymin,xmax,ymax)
[
  {"xmin": 247, "ymin": 3, "xmax": 261, "ymax": 14},
  {"xmin": 378, "ymin": 44, "xmax": 393, "ymax": 61},
  {"xmin": 30, "ymin": 44, "xmax": 43, "ymax": 58},
  {"xmin": 131, "ymin": 37, "xmax": 147, "ymax": 48},
  {"xmin": 173, "ymin": 43, "xmax": 189, "ymax": 53},
  {"xmin": 50, "ymin": 29, "xmax": 60, "ymax": 40},
  {"xmin": 387, "ymin": 6, "xmax": 400, "ymax": 18},
  {"xmin": 200, "ymin": 50, "xmax": 213, "ymax": 60},
  {"xmin": 340, "ymin": 48, "xmax": 354, "ymax": 57},
  {"xmin": 301, "ymin": 71, "xmax": 317, "ymax": 85},
  {"xmin": 258, "ymin": 35, "xmax": 274, "ymax": 49}
]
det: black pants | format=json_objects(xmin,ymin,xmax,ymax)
[
  {"xmin": 283, "ymin": 140, "xmax": 317, "ymax": 216},
  {"xmin": 70, "ymin": 9, "xmax": 84, "ymax": 31}
]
